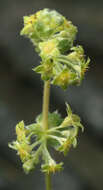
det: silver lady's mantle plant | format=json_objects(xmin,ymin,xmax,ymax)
[{"xmin": 9, "ymin": 9, "xmax": 90, "ymax": 175}]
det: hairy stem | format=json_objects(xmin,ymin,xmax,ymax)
[{"xmin": 42, "ymin": 80, "xmax": 52, "ymax": 190}]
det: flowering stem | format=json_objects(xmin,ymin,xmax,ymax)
[
  {"xmin": 42, "ymin": 80, "xmax": 50, "ymax": 130},
  {"xmin": 42, "ymin": 80, "xmax": 52, "ymax": 190},
  {"xmin": 45, "ymin": 173, "xmax": 52, "ymax": 190}
]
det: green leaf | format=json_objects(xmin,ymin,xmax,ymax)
[
  {"xmin": 66, "ymin": 103, "xmax": 72, "ymax": 115},
  {"xmin": 33, "ymin": 65, "xmax": 44, "ymax": 73},
  {"xmin": 58, "ymin": 39, "xmax": 72, "ymax": 54},
  {"xmin": 36, "ymin": 111, "xmax": 63, "ymax": 128}
]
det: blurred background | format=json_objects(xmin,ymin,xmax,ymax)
[{"xmin": 0, "ymin": 0, "xmax": 103, "ymax": 190}]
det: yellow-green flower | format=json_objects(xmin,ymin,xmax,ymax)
[
  {"xmin": 53, "ymin": 69, "xmax": 76, "ymax": 89},
  {"xmin": 20, "ymin": 14, "xmax": 38, "ymax": 36},
  {"xmin": 34, "ymin": 59, "xmax": 54, "ymax": 80},
  {"xmin": 17, "ymin": 143, "xmax": 31, "ymax": 162},
  {"xmin": 53, "ymin": 69, "xmax": 70, "ymax": 89},
  {"xmin": 20, "ymin": 9, "xmax": 66, "ymax": 43},
  {"xmin": 9, "ymin": 141, "xmax": 32, "ymax": 162},
  {"xmin": 61, "ymin": 103, "xmax": 84, "ymax": 131},
  {"xmin": 42, "ymin": 160, "xmax": 63, "ymax": 174},
  {"xmin": 16, "ymin": 121, "xmax": 27, "ymax": 142},
  {"xmin": 67, "ymin": 46, "xmax": 90, "ymax": 80},
  {"xmin": 58, "ymin": 138, "xmax": 73, "ymax": 155},
  {"xmin": 39, "ymin": 39, "xmax": 60, "ymax": 59},
  {"xmin": 20, "ymin": 9, "xmax": 89, "ymax": 89}
]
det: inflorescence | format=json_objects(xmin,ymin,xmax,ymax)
[{"xmin": 9, "ymin": 8, "xmax": 89, "ymax": 174}]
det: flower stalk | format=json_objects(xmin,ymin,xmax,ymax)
[
  {"xmin": 42, "ymin": 81, "xmax": 50, "ymax": 131},
  {"xmin": 45, "ymin": 173, "xmax": 52, "ymax": 190},
  {"xmin": 42, "ymin": 80, "xmax": 52, "ymax": 190}
]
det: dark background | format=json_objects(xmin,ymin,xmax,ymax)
[{"xmin": 0, "ymin": 0, "xmax": 103, "ymax": 190}]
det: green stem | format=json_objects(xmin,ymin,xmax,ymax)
[
  {"xmin": 45, "ymin": 173, "xmax": 52, "ymax": 190},
  {"xmin": 42, "ymin": 80, "xmax": 50, "ymax": 130},
  {"xmin": 42, "ymin": 80, "xmax": 52, "ymax": 190}
]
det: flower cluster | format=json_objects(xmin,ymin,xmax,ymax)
[
  {"xmin": 9, "ymin": 104, "xmax": 83, "ymax": 174},
  {"xmin": 21, "ymin": 8, "xmax": 90, "ymax": 89},
  {"xmin": 9, "ymin": 9, "xmax": 86, "ymax": 175}
]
